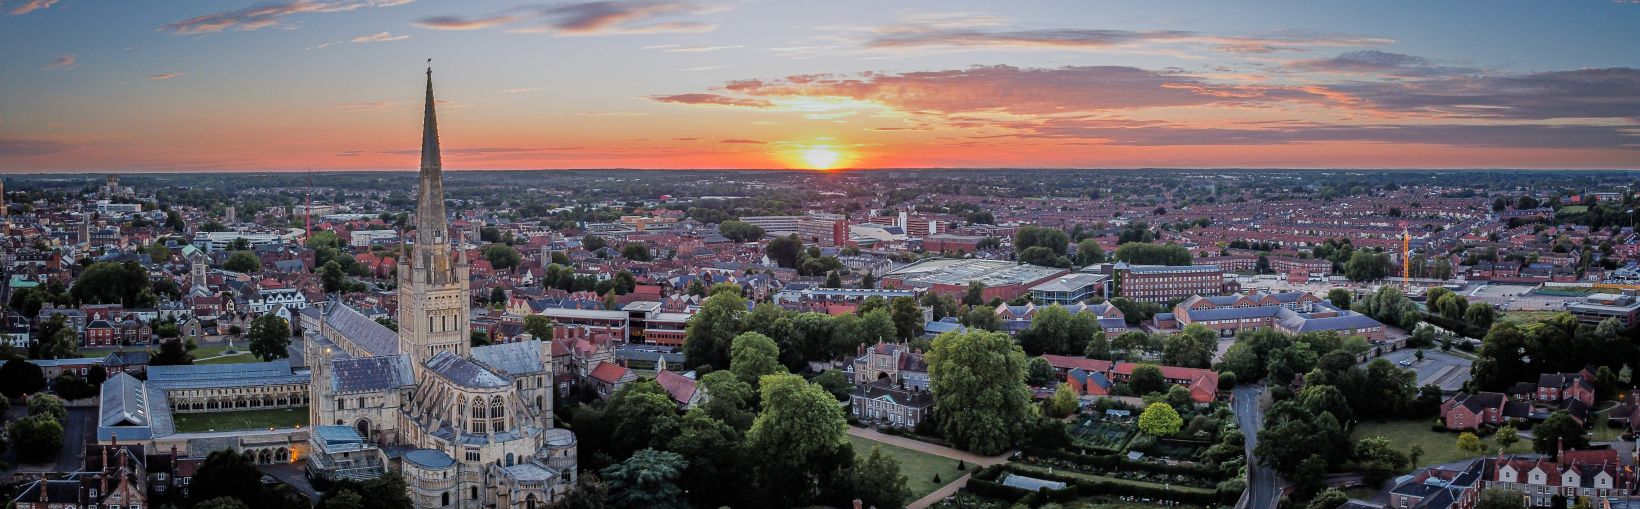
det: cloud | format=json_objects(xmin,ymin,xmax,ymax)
[
  {"xmin": 149, "ymin": 72, "xmax": 184, "ymax": 80},
  {"xmin": 381, "ymin": 146, "xmax": 585, "ymax": 156},
  {"xmin": 859, "ymin": 19, "xmax": 1392, "ymax": 54},
  {"xmin": 351, "ymin": 31, "xmax": 409, "ymax": 43},
  {"xmin": 0, "ymin": 137, "xmax": 74, "ymax": 156},
  {"xmin": 660, "ymin": 44, "xmax": 742, "ymax": 53},
  {"xmin": 1329, "ymin": 67, "xmax": 1640, "ymax": 120},
  {"xmin": 10, "ymin": 0, "xmax": 60, "ymax": 15},
  {"xmin": 44, "ymin": 53, "xmax": 76, "ymax": 70},
  {"xmin": 694, "ymin": 65, "xmax": 1333, "ymax": 115},
  {"xmin": 1287, "ymin": 50, "xmax": 1478, "ymax": 77},
  {"xmin": 719, "ymin": 139, "xmax": 764, "ymax": 144},
  {"xmin": 985, "ymin": 118, "xmax": 1640, "ymax": 149},
  {"xmin": 414, "ymin": 1, "xmax": 721, "ymax": 36},
  {"xmin": 650, "ymin": 93, "xmax": 772, "ymax": 108},
  {"xmin": 161, "ymin": 0, "xmax": 412, "ymax": 34}
]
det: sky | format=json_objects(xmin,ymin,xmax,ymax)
[{"xmin": 1, "ymin": 0, "xmax": 1638, "ymax": 172}]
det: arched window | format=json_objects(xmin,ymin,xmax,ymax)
[
  {"xmin": 471, "ymin": 396, "xmax": 488, "ymax": 433},
  {"xmin": 490, "ymin": 396, "xmax": 505, "ymax": 431},
  {"xmin": 506, "ymin": 453, "xmax": 514, "ymax": 466},
  {"xmin": 441, "ymin": 492, "xmax": 450, "ymax": 507},
  {"xmin": 471, "ymin": 487, "xmax": 478, "ymax": 500}
]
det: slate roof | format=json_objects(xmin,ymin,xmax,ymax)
[
  {"xmin": 99, "ymin": 372, "xmax": 149, "ymax": 427},
  {"xmin": 425, "ymin": 351, "xmax": 509, "ymax": 388},
  {"xmin": 147, "ymin": 360, "xmax": 307, "ymax": 389},
  {"xmin": 404, "ymin": 449, "xmax": 456, "ymax": 469},
  {"xmin": 470, "ymin": 340, "xmax": 545, "ymax": 376},
  {"xmin": 332, "ymin": 354, "xmax": 416, "ymax": 393},
  {"xmin": 498, "ymin": 461, "xmax": 556, "ymax": 482},
  {"xmin": 851, "ymin": 378, "xmax": 933, "ymax": 408},
  {"xmin": 325, "ymin": 303, "xmax": 399, "ymax": 357}
]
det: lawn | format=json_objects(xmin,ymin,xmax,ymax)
[
  {"xmin": 1500, "ymin": 310, "xmax": 1563, "ymax": 325},
  {"xmin": 195, "ymin": 352, "xmax": 259, "ymax": 365},
  {"xmin": 1353, "ymin": 419, "xmax": 1526, "ymax": 466},
  {"xmin": 848, "ymin": 435, "xmax": 966, "ymax": 504},
  {"xmin": 1592, "ymin": 403, "xmax": 1628, "ymax": 442},
  {"xmin": 173, "ymin": 406, "xmax": 309, "ymax": 433}
]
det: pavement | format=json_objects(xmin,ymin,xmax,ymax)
[
  {"xmin": 1233, "ymin": 385, "xmax": 1282, "ymax": 509},
  {"xmin": 1372, "ymin": 348, "xmax": 1473, "ymax": 392},
  {"xmin": 846, "ymin": 426, "xmax": 1010, "ymax": 509},
  {"xmin": 259, "ymin": 462, "xmax": 320, "ymax": 500}
]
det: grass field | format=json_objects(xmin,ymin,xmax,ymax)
[
  {"xmin": 173, "ymin": 406, "xmax": 309, "ymax": 433},
  {"xmin": 195, "ymin": 352, "xmax": 259, "ymax": 365},
  {"xmin": 1500, "ymin": 310, "xmax": 1563, "ymax": 325},
  {"xmin": 848, "ymin": 435, "xmax": 966, "ymax": 504},
  {"xmin": 1592, "ymin": 403, "xmax": 1628, "ymax": 442},
  {"xmin": 1353, "ymin": 419, "xmax": 1526, "ymax": 466}
]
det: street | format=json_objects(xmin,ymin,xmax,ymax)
[{"xmin": 1233, "ymin": 385, "xmax": 1281, "ymax": 509}]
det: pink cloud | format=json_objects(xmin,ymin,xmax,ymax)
[{"xmin": 10, "ymin": 0, "xmax": 60, "ymax": 15}]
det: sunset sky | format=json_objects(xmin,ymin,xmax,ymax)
[{"xmin": 2, "ymin": 0, "xmax": 1638, "ymax": 171}]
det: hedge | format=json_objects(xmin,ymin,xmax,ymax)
[
  {"xmin": 1020, "ymin": 446, "xmax": 1227, "ymax": 481},
  {"xmin": 965, "ymin": 465, "xmax": 1240, "ymax": 508}
]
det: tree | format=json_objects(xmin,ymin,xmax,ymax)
[
  {"xmin": 1025, "ymin": 357, "xmax": 1056, "ymax": 386},
  {"xmin": 852, "ymin": 447, "xmax": 912, "ymax": 509},
  {"xmin": 248, "ymin": 314, "xmax": 291, "ymax": 361},
  {"xmin": 1046, "ymin": 383, "xmax": 1080, "ymax": 418},
  {"xmin": 605, "ymin": 380, "xmax": 683, "ymax": 458},
  {"xmin": 1533, "ymin": 411, "xmax": 1588, "ymax": 459},
  {"xmin": 1138, "ymin": 402, "xmax": 1183, "ymax": 436},
  {"xmin": 961, "ymin": 282, "xmax": 985, "ymax": 307},
  {"xmin": 197, "ymin": 497, "xmax": 252, "ymax": 509},
  {"xmin": 224, "ymin": 250, "xmax": 262, "ymax": 273},
  {"xmin": 27, "ymin": 393, "xmax": 66, "ymax": 422},
  {"xmin": 52, "ymin": 372, "xmax": 97, "ymax": 400},
  {"xmin": 1354, "ymin": 436, "xmax": 1408, "ymax": 486},
  {"xmin": 667, "ymin": 411, "xmax": 747, "ymax": 508},
  {"xmin": 1408, "ymin": 445, "xmax": 1425, "ymax": 468},
  {"xmin": 37, "ymin": 326, "xmax": 79, "ymax": 360},
  {"xmin": 683, "ymin": 283, "xmax": 748, "ymax": 370},
  {"xmin": 697, "ymin": 371, "xmax": 756, "ymax": 432},
  {"xmin": 1129, "ymin": 364, "xmax": 1167, "ymax": 396},
  {"xmin": 718, "ymin": 220, "xmax": 766, "ymax": 243},
  {"xmin": 484, "ymin": 244, "xmax": 522, "ymax": 271},
  {"xmin": 1018, "ymin": 246, "xmax": 1068, "ymax": 268},
  {"xmin": 599, "ymin": 449, "xmax": 689, "ymax": 509},
  {"xmin": 888, "ymin": 297, "xmax": 924, "ymax": 341},
  {"xmin": 321, "ymin": 260, "xmax": 348, "ymax": 293},
  {"xmin": 926, "ymin": 330, "xmax": 1034, "ymax": 455},
  {"xmin": 747, "ymin": 373, "xmax": 850, "ymax": 504},
  {"xmin": 812, "ymin": 369, "xmax": 852, "ymax": 401},
  {"xmin": 766, "ymin": 234, "xmax": 805, "ymax": 268},
  {"xmin": 1496, "ymin": 424, "xmax": 1520, "ymax": 451},
  {"xmin": 151, "ymin": 338, "xmax": 195, "ymax": 365},
  {"xmin": 859, "ymin": 309, "xmax": 897, "ymax": 345},
  {"xmin": 1074, "ymin": 238, "xmax": 1105, "ymax": 265},
  {"xmin": 582, "ymin": 235, "xmax": 608, "ymax": 252},
  {"xmin": 620, "ymin": 243, "xmax": 652, "ymax": 262},
  {"xmin": 1014, "ymin": 226, "xmax": 1069, "ymax": 255},
  {"xmin": 7, "ymin": 414, "xmax": 63, "ymax": 463},
  {"xmin": 70, "ymin": 261, "xmax": 155, "ymax": 307},
  {"xmin": 0, "ymin": 358, "xmax": 47, "ymax": 398},
  {"xmin": 958, "ymin": 305, "xmax": 1000, "ymax": 331},
  {"xmin": 1475, "ymin": 488, "xmax": 1528, "ymax": 509},
  {"xmin": 824, "ymin": 271, "xmax": 843, "ymax": 288},
  {"xmin": 1456, "ymin": 432, "xmax": 1483, "ymax": 456},
  {"xmin": 730, "ymin": 332, "xmax": 785, "ymax": 386},
  {"xmin": 1464, "ymin": 302, "xmax": 1495, "ymax": 331},
  {"xmin": 191, "ymin": 449, "xmax": 264, "ymax": 506},
  {"xmin": 1327, "ymin": 288, "xmax": 1352, "ymax": 310},
  {"xmin": 552, "ymin": 475, "xmax": 611, "ymax": 509},
  {"xmin": 1113, "ymin": 242, "xmax": 1192, "ymax": 265},
  {"xmin": 1344, "ymin": 251, "xmax": 1392, "ymax": 282},
  {"xmin": 1307, "ymin": 489, "xmax": 1350, "ymax": 509},
  {"xmin": 87, "ymin": 364, "xmax": 107, "ymax": 386}
]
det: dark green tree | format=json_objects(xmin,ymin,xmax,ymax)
[{"xmin": 248, "ymin": 314, "xmax": 291, "ymax": 361}]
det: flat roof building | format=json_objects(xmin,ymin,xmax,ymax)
[{"xmin": 883, "ymin": 258, "xmax": 1068, "ymax": 302}]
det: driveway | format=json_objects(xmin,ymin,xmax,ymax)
[
  {"xmin": 1372, "ymin": 349, "xmax": 1472, "ymax": 392},
  {"xmin": 1233, "ymin": 385, "xmax": 1282, "ymax": 509}
]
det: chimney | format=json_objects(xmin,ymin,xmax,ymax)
[
  {"xmin": 1559, "ymin": 436, "xmax": 1565, "ymax": 460},
  {"xmin": 102, "ymin": 444, "xmax": 109, "ymax": 470}
]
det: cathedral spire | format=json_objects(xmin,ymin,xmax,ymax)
[{"xmin": 416, "ymin": 65, "xmax": 449, "ymax": 247}]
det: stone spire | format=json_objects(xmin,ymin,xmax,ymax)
[{"xmin": 416, "ymin": 66, "xmax": 448, "ymax": 248}]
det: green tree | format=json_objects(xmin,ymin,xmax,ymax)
[
  {"xmin": 1025, "ymin": 356, "xmax": 1056, "ymax": 386},
  {"xmin": 553, "ymin": 475, "xmax": 611, "ymax": 509},
  {"xmin": 697, "ymin": 371, "xmax": 756, "ymax": 431},
  {"xmin": 1046, "ymin": 383, "xmax": 1080, "ymax": 418},
  {"xmin": 958, "ymin": 305, "xmax": 1000, "ymax": 331},
  {"xmin": 961, "ymin": 282, "xmax": 985, "ymax": 307},
  {"xmin": 747, "ymin": 373, "xmax": 850, "ymax": 504},
  {"xmin": 668, "ymin": 411, "xmax": 747, "ymax": 508},
  {"xmin": 191, "ymin": 449, "xmax": 264, "ymax": 506},
  {"xmin": 321, "ymin": 260, "xmax": 347, "ymax": 293},
  {"xmin": 1476, "ymin": 488, "xmax": 1528, "ymax": 509},
  {"xmin": 1307, "ymin": 489, "xmax": 1350, "ymax": 509},
  {"xmin": 600, "ymin": 449, "xmax": 689, "ymax": 509},
  {"xmin": 926, "ymin": 330, "xmax": 1034, "ymax": 455},
  {"xmin": 523, "ymin": 314, "xmax": 553, "ymax": 340},
  {"xmin": 52, "ymin": 371, "xmax": 96, "ymax": 400},
  {"xmin": 1344, "ymin": 251, "xmax": 1392, "ymax": 282},
  {"xmin": 718, "ymin": 220, "xmax": 766, "ymax": 243},
  {"xmin": 605, "ymin": 380, "xmax": 683, "ymax": 458},
  {"xmin": 224, "ymin": 250, "xmax": 262, "ymax": 273},
  {"xmin": 1129, "ymin": 364, "xmax": 1167, "ymax": 396},
  {"xmin": 1354, "ymin": 436, "xmax": 1408, "ymax": 486},
  {"xmin": 1533, "ymin": 411, "xmax": 1588, "ymax": 460},
  {"xmin": 888, "ymin": 296, "xmax": 924, "ymax": 341},
  {"xmin": 1013, "ymin": 226, "xmax": 1070, "ymax": 255},
  {"xmin": 812, "ymin": 369, "xmax": 852, "ymax": 401},
  {"xmin": 620, "ymin": 243, "xmax": 652, "ymax": 262},
  {"xmin": 730, "ymin": 332, "xmax": 785, "ymax": 386},
  {"xmin": 1456, "ymin": 432, "xmax": 1483, "ymax": 456},
  {"xmin": 248, "ymin": 314, "xmax": 291, "ymax": 361},
  {"xmin": 28, "ymin": 393, "xmax": 67, "ymax": 422},
  {"xmin": 1327, "ymin": 288, "xmax": 1352, "ymax": 309},
  {"xmin": 0, "ymin": 357, "xmax": 46, "ymax": 397},
  {"xmin": 1074, "ymin": 238, "xmax": 1105, "ymax": 265},
  {"xmin": 683, "ymin": 283, "xmax": 748, "ymax": 370},
  {"xmin": 485, "ymin": 244, "xmax": 522, "ymax": 271},
  {"xmin": 582, "ymin": 235, "xmax": 608, "ymax": 252},
  {"xmin": 1496, "ymin": 424, "xmax": 1520, "ymax": 451},
  {"xmin": 70, "ymin": 261, "xmax": 155, "ymax": 307},
  {"xmin": 852, "ymin": 447, "xmax": 912, "ymax": 509},
  {"xmin": 38, "ymin": 326, "xmax": 79, "ymax": 360},
  {"xmin": 7, "ymin": 414, "xmax": 63, "ymax": 463},
  {"xmin": 1138, "ymin": 402, "xmax": 1183, "ymax": 436},
  {"xmin": 859, "ymin": 308, "xmax": 897, "ymax": 345},
  {"xmin": 766, "ymin": 235, "xmax": 805, "ymax": 268},
  {"xmin": 1113, "ymin": 243, "xmax": 1192, "ymax": 265}
]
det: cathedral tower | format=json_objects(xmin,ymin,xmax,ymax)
[{"xmin": 397, "ymin": 68, "xmax": 471, "ymax": 368}]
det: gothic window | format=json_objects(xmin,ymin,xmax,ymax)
[{"xmin": 490, "ymin": 396, "xmax": 505, "ymax": 430}]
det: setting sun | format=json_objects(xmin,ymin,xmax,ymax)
[{"xmin": 800, "ymin": 145, "xmax": 842, "ymax": 170}]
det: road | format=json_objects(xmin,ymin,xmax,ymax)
[
  {"xmin": 54, "ymin": 407, "xmax": 96, "ymax": 472},
  {"xmin": 1372, "ymin": 348, "xmax": 1473, "ymax": 392},
  {"xmin": 1234, "ymin": 385, "xmax": 1281, "ymax": 509}
]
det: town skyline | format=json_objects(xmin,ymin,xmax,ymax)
[{"xmin": 3, "ymin": 0, "xmax": 1639, "ymax": 172}]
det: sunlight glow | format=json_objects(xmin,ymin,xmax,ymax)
[{"xmin": 800, "ymin": 145, "xmax": 842, "ymax": 170}]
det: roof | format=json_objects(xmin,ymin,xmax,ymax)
[
  {"xmin": 589, "ymin": 361, "xmax": 631, "ymax": 384},
  {"xmin": 404, "ymin": 449, "xmax": 456, "ymax": 469},
  {"xmin": 1029, "ymin": 273, "xmax": 1108, "ymax": 293},
  {"xmin": 425, "ymin": 351, "xmax": 510, "ymax": 388},
  {"xmin": 470, "ymin": 340, "xmax": 546, "ymax": 376},
  {"xmin": 655, "ymin": 370, "xmax": 698, "ymax": 405},
  {"xmin": 332, "ymin": 354, "xmax": 416, "ymax": 393},
  {"xmin": 100, "ymin": 372, "xmax": 149, "ymax": 428},
  {"xmin": 850, "ymin": 378, "xmax": 934, "ymax": 408},
  {"xmin": 884, "ymin": 258, "xmax": 1065, "ymax": 287},
  {"xmin": 314, "ymin": 425, "xmax": 366, "ymax": 445},
  {"xmin": 325, "ymin": 303, "xmax": 400, "ymax": 356},
  {"xmin": 1000, "ymin": 474, "xmax": 1067, "ymax": 492},
  {"xmin": 146, "ymin": 359, "xmax": 307, "ymax": 389}
]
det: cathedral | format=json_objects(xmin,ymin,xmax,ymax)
[{"xmin": 306, "ymin": 68, "xmax": 577, "ymax": 509}]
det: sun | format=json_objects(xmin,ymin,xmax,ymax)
[{"xmin": 800, "ymin": 145, "xmax": 842, "ymax": 170}]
